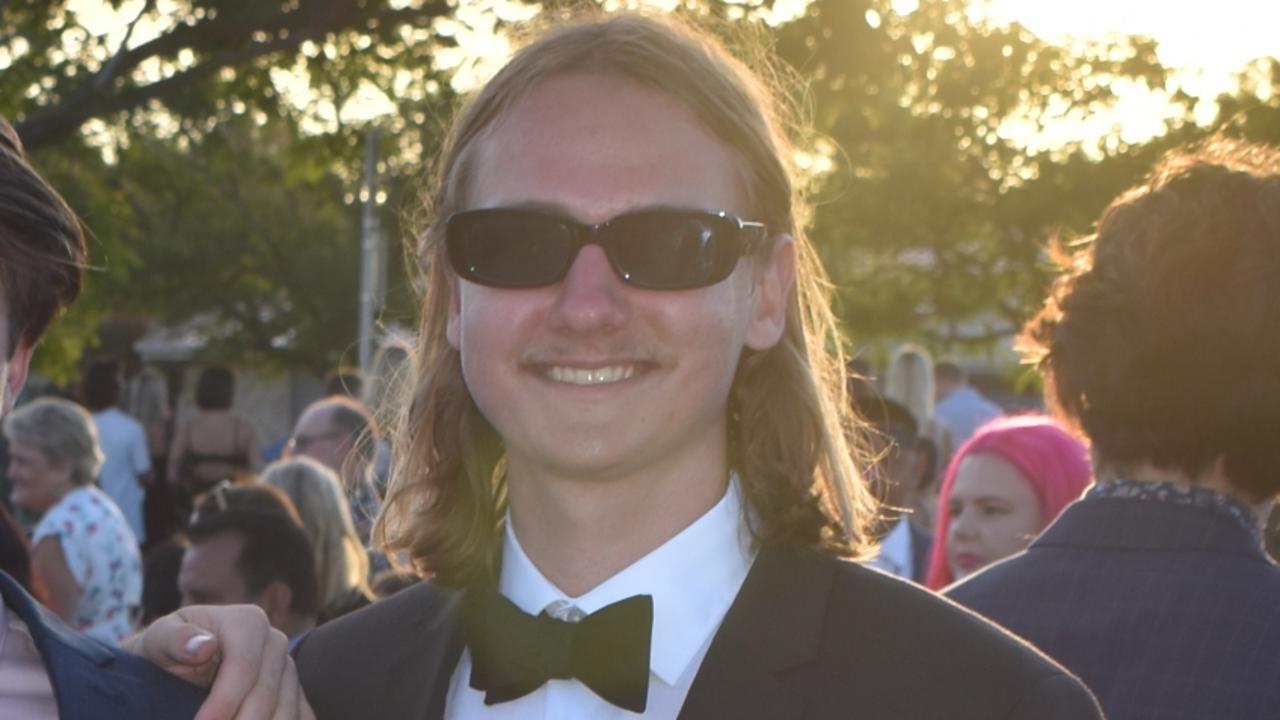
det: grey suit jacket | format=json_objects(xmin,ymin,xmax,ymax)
[
  {"xmin": 948, "ymin": 494, "xmax": 1280, "ymax": 720},
  {"xmin": 296, "ymin": 545, "xmax": 1102, "ymax": 719},
  {"xmin": 0, "ymin": 569, "xmax": 206, "ymax": 719}
]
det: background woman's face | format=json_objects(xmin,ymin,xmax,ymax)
[
  {"xmin": 7, "ymin": 441, "xmax": 74, "ymax": 515},
  {"xmin": 946, "ymin": 452, "xmax": 1042, "ymax": 581}
]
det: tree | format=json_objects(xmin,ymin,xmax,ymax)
[
  {"xmin": 7, "ymin": 0, "xmax": 1271, "ymax": 378},
  {"xmin": 3, "ymin": 0, "xmax": 485, "ymax": 374},
  {"xmin": 769, "ymin": 0, "xmax": 1186, "ymax": 355}
]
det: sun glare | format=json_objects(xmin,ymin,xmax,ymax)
[{"xmin": 967, "ymin": 0, "xmax": 1279, "ymax": 153}]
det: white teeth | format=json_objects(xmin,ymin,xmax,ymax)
[{"xmin": 547, "ymin": 365, "xmax": 636, "ymax": 385}]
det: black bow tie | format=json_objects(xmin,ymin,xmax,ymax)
[{"xmin": 462, "ymin": 590, "xmax": 654, "ymax": 713}]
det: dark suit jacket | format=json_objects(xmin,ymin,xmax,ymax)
[
  {"xmin": 947, "ymin": 495, "xmax": 1280, "ymax": 720},
  {"xmin": 0, "ymin": 570, "xmax": 206, "ymax": 720},
  {"xmin": 296, "ymin": 545, "xmax": 1101, "ymax": 719}
]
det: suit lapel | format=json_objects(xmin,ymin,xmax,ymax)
[
  {"xmin": 372, "ymin": 587, "xmax": 465, "ymax": 720},
  {"xmin": 678, "ymin": 546, "xmax": 832, "ymax": 720}
]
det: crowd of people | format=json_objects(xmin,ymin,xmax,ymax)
[
  {"xmin": 0, "ymin": 358, "xmax": 416, "ymax": 649},
  {"xmin": 0, "ymin": 9, "xmax": 1278, "ymax": 720}
]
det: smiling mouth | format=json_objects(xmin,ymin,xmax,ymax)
[{"xmin": 544, "ymin": 365, "xmax": 637, "ymax": 385}]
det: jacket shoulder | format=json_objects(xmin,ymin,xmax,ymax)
[
  {"xmin": 294, "ymin": 581, "xmax": 460, "ymax": 719},
  {"xmin": 815, "ymin": 555, "xmax": 1101, "ymax": 719}
]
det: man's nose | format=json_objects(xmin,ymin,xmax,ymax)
[{"xmin": 547, "ymin": 244, "xmax": 631, "ymax": 334}]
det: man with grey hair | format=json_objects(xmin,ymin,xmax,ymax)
[{"xmin": 287, "ymin": 396, "xmax": 381, "ymax": 543}]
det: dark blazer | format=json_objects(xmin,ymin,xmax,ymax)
[
  {"xmin": 296, "ymin": 545, "xmax": 1101, "ymax": 719},
  {"xmin": 0, "ymin": 569, "xmax": 206, "ymax": 720},
  {"xmin": 947, "ymin": 495, "xmax": 1280, "ymax": 720}
]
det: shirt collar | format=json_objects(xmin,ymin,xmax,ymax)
[
  {"xmin": 1088, "ymin": 478, "xmax": 1263, "ymax": 543},
  {"xmin": 867, "ymin": 516, "xmax": 913, "ymax": 578},
  {"xmin": 498, "ymin": 474, "xmax": 756, "ymax": 686}
]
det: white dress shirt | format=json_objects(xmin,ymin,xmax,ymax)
[
  {"xmin": 866, "ymin": 516, "xmax": 914, "ymax": 580},
  {"xmin": 446, "ymin": 478, "xmax": 755, "ymax": 719}
]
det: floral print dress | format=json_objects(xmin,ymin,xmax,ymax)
[{"xmin": 32, "ymin": 485, "xmax": 143, "ymax": 645}]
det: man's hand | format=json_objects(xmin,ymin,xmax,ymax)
[{"xmin": 123, "ymin": 605, "xmax": 315, "ymax": 720}]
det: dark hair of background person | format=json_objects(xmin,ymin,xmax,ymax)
[
  {"xmin": 0, "ymin": 117, "xmax": 85, "ymax": 354},
  {"xmin": 194, "ymin": 366, "xmax": 235, "ymax": 410},
  {"xmin": 852, "ymin": 394, "xmax": 932, "ymax": 503},
  {"xmin": 934, "ymin": 361, "xmax": 963, "ymax": 384},
  {"xmin": 141, "ymin": 538, "xmax": 185, "ymax": 625},
  {"xmin": 190, "ymin": 482, "xmax": 302, "ymax": 526},
  {"xmin": 187, "ymin": 484, "xmax": 318, "ymax": 617},
  {"xmin": 1021, "ymin": 138, "xmax": 1280, "ymax": 501},
  {"xmin": 855, "ymin": 394, "xmax": 920, "ymax": 450},
  {"xmin": 370, "ymin": 569, "xmax": 420, "ymax": 599},
  {"xmin": 83, "ymin": 360, "xmax": 122, "ymax": 412},
  {"xmin": 324, "ymin": 366, "xmax": 366, "ymax": 400},
  {"xmin": 0, "ymin": 503, "xmax": 49, "ymax": 604}
]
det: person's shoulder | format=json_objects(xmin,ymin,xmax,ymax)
[
  {"xmin": 295, "ymin": 580, "xmax": 459, "ymax": 718},
  {"xmin": 823, "ymin": 556, "xmax": 1035, "ymax": 657},
  {"xmin": 1, "ymin": 573, "xmax": 205, "ymax": 718},
  {"xmin": 807, "ymin": 553, "xmax": 1102, "ymax": 719},
  {"xmin": 295, "ymin": 580, "xmax": 455, "ymax": 669}
]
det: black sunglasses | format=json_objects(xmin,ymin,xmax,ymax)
[{"xmin": 445, "ymin": 207, "xmax": 767, "ymax": 290}]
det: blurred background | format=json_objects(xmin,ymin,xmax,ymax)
[{"xmin": 2, "ymin": 0, "xmax": 1277, "ymax": 417}]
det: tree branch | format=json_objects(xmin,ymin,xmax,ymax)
[
  {"xmin": 92, "ymin": 0, "xmax": 156, "ymax": 93},
  {"xmin": 14, "ymin": 1, "xmax": 451, "ymax": 150}
]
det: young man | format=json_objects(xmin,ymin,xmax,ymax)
[
  {"xmin": 0, "ymin": 116, "xmax": 308, "ymax": 719},
  {"xmin": 295, "ymin": 14, "xmax": 1100, "ymax": 719},
  {"xmin": 947, "ymin": 139, "xmax": 1280, "ymax": 719}
]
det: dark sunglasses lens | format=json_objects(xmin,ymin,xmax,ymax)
[
  {"xmin": 606, "ymin": 213, "xmax": 738, "ymax": 289},
  {"xmin": 447, "ymin": 212, "xmax": 576, "ymax": 287}
]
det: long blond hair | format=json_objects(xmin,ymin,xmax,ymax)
[
  {"xmin": 376, "ymin": 12, "xmax": 874, "ymax": 588},
  {"xmin": 261, "ymin": 457, "xmax": 370, "ymax": 612}
]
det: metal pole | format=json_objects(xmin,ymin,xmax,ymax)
[{"xmin": 357, "ymin": 128, "xmax": 380, "ymax": 373}]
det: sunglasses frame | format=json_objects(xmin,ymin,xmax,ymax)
[{"xmin": 444, "ymin": 206, "xmax": 768, "ymax": 290}]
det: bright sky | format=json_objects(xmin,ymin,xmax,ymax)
[
  {"xmin": 978, "ymin": 0, "xmax": 1278, "ymax": 93},
  {"xmin": 967, "ymin": 0, "xmax": 1280, "ymax": 152}
]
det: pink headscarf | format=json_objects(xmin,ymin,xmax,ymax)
[{"xmin": 925, "ymin": 414, "xmax": 1092, "ymax": 590}]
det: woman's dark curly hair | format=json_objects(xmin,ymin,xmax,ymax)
[{"xmin": 1021, "ymin": 138, "xmax": 1280, "ymax": 501}]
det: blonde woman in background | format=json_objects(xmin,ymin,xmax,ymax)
[
  {"xmin": 884, "ymin": 344, "xmax": 955, "ymax": 529},
  {"xmin": 260, "ymin": 457, "xmax": 372, "ymax": 623}
]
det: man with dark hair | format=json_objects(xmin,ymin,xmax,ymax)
[
  {"xmin": 933, "ymin": 359, "xmax": 1001, "ymax": 447},
  {"xmin": 287, "ymin": 396, "xmax": 380, "ymax": 542},
  {"xmin": 181, "ymin": 487, "xmax": 320, "ymax": 646},
  {"xmin": 855, "ymin": 393, "xmax": 932, "ymax": 583},
  {"xmin": 295, "ymin": 14, "xmax": 1099, "ymax": 720},
  {"xmin": 0, "ymin": 115, "xmax": 308, "ymax": 718},
  {"xmin": 85, "ymin": 360, "xmax": 152, "ymax": 544},
  {"xmin": 947, "ymin": 138, "xmax": 1280, "ymax": 719}
]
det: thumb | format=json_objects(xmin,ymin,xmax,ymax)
[
  {"xmin": 130, "ymin": 613, "xmax": 221, "ymax": 686},
  {"xmin": 176, "ymin": 627, "xmax": 219, "ymax": 666}
]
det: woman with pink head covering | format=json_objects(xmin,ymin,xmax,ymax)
[{"xmin": 926, "ymin": 415, "xmax": 1092, "ymax": 590}]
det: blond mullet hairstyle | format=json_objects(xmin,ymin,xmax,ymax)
[{"xmin": 375, "ymin": 12, "xmax": 875, "ymax": 588}]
